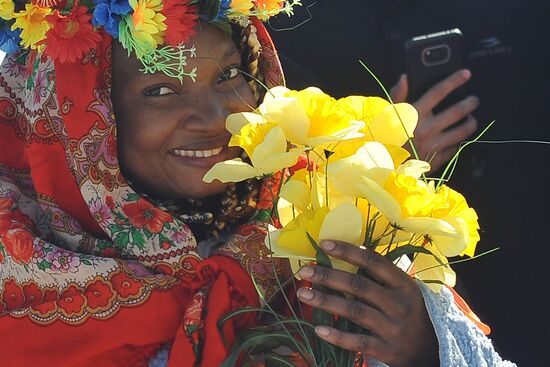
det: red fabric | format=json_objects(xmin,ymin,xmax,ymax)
[{"xmin": 0, "ymin": 20, "xmax": 284, "ymax": 366}]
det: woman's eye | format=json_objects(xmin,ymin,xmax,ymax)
[
  {"xmin": 218, "ymin": 66, "xmax": 241, "ymax": 83},
  {"xmin": 144, "ymin": 86, "xmax": 175, "ymax": 97}
]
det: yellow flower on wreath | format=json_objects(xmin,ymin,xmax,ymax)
[
  {"xmin": 129, "ymin": 0, "xmax": 167, "ymax": 50},
  {"xmin": 11, "ymin": 3, "xmax": 52, "ymax": 50},
  {"xmin": 0, "ymin": 0, "xmax": 14, "ymax": 21},
  {"xmin": 230, "ymin": 0, "xmax": 254, "ymax": 13}
]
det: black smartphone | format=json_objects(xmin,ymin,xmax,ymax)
[{"xmin": 405, "ymin": 28, "xmax": 465, "ymax": 105}]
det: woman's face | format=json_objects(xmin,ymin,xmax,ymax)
[{"xmin": 112, "ymin": 23, "xmax": 256, "ymax": 199}]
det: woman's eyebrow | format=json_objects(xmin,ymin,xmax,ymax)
[{"xmin": 222, "ymin": 47, "xmax": 239, "ymax": 60}]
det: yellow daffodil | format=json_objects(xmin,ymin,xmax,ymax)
[
  {"xmin": 327, "ymin": 142, "xmax": 395, "ymax": 198},
  {"xmin": 337, "ymin": 96, "xmax": 418, "ymax": 147},
  {"xmin": 258, "ymin": 86, "xmax": 364, "ymax": 148},
  {"xmin": 203, "ymin": 126, "xmax": 302, "ymax": 183},
  {"xmin": 267, "ymin": 203, "xmax": 363, "ymax": 274},
  {"xmin": 432, "ymin": 185, "xmax": 480, "ymax": 257},
  {"xmin": 11, "ymin": 3, "xmax": 51, "ymax": 50},
  {"xmin": 0, "ymin": 0, "xmax": 14, "ymax": 20},
  {"xmin": 411, "ymin": 242, "xmax": 456, "ymax": 291},
  {"xmin": 356, "ymin": 172, "xmax": 468, "ymax": 257}
]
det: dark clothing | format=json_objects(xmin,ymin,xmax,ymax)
[{"xmin": 271, "ymin": 1, "xmax": 550, "ymax": 365}]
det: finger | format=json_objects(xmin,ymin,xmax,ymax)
[
  {"xmin": 297, "ymin": 287, "xmax": 392, "ymax": 336},
  {"xmin": 414, "ymin": 69, "xmax": 471, "ymax": 114},
  {"xmin": 390, "ymin": 74, "xmax": 408, "ymax": 103},
  {"xmin": 297, "ymin": 265, "xmax": 393, "ymax": 310},
  {"xmin": 319, "ymin": 240, "xmax": 409, "ymax": 288},
  {"xmin": 437, "ymin": 114, "xmax": 478, "ymax": 150},
  {"xmin": 315, "ymin": 325, "xmax": 388, "ymax": 359},
  {"xmin": 430, "ymin": 96, "xmax": 479, "ymax": 132}
]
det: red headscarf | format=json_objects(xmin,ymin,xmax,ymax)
[{"xmin": 0, "ymin": 19, "xmax": 286, "ymax": 366}]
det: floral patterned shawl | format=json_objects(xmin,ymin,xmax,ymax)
[{"xmin": 0, "ymin": 20, "xmax": 286, "ymax": 366}]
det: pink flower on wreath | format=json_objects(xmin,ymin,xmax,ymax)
[
  {"xmin": 45, "ymin": 249, "xmax": 81, "ymax": 273},
  {"xmin": 89, "ymin": 198, "xmax": 112, "ymax": 227}
]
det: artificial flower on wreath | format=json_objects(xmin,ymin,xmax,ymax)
[{"xmin": 0, "ymin": 0, "xmax": 302, "ymax": 81}]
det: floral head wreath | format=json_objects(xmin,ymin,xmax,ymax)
[{"xmin": 0, "ymin": 0, "xmax": 300, "ymax": 81}]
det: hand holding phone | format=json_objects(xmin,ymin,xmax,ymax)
[{"xmin": 394, "ymin": 29, "xmax": 479, "ymax": 172}]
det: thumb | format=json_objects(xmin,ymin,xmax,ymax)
[{"xmin": 390, "ymin": 74, "xmax": 409, "ymax": 103}]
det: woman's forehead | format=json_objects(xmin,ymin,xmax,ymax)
[{"xmin": 112, "ymin": 23, "xmax": 239, "ymax": 82}]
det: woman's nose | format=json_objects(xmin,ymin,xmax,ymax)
[{"xmin": 180, "ymin": 90, "xmax": 230, "ymax": 132}]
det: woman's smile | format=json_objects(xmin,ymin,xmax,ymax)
[{"xmin": 167, "ymin": 145, "xmax": 240, "ymax": 169}]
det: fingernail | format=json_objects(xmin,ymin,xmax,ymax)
[
  {"xmin": 298, "ymin": 266, "xmax": 315, "ymax": 279},
  {"xmin": 461, "ymin": 69, "xmax": 472, "ymax": 79},
  {"xmin": 320, "ymin": 240, "xmax": 336, "ymax": 251},
  {"xmin": 298, "ymin": 287, "xmax": 314, "ymax": 301},
  {"xmin": 316, "ymin": 326, "xmax": 330, "ymax": 337}
]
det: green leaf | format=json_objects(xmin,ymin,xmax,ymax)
[
  {"xmin": 126, "ymin": 193, "xmax": 140, "ymax": 202},
  {"xmin": 130, "ymin": 229, "xmax": 146, "ymax": 250},
  {"xmin": 385, "ymin": 244, "xmax": 437, "ymax": 263},
  {"xmin": 114, "ymin": 231, "xmax": 130, "ymax": 249},
  {"xmin": 81, "ymin": 258, "xmax": 92, "ymax": 266},
  {"xmin": 306, "ymin": 232, "xmax": 332, "ymax": 269}
]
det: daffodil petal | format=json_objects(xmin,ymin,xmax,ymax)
[
  {"xmin": 280, "ymin": 180, "xmax": 310, "ymax": 212},
  {"xmin": 367, "ymin": 103, "xmax": 418, "ymax": 146},
  {"xmin": 202, "ymin": 159, "xmax": 257, "ymax": 183},
  {"xmin": 356, "ymin": 176, "xmax": 402, "ymax": 223},
  {"xmin": 250, "ymin": 126, "xmax": 288, "ymax": 166},
  {"xmin": 226, "ymin": 112, "xmax": 265, "ymax": 135},
  {"xmin": 262, "ymin": 85, "xmax": 291, "ymax": 104},
  {"xmin": 319, "ymin": 203, "xmax": 363, "ymax": 246},
  {"xmin": 396, "ymin": 159, "xmax": 431, "ymax": 178},
  {"xmin": 260, "ymin": 97, "xmax": 310, "ymax": 145}
]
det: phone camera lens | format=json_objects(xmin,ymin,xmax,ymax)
[{"xmin": 422, "ymin": 44, "xmax": 451, "ymax": 66}]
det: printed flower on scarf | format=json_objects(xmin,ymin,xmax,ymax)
[
  {"xmin": 170, "ymin": 228, "xmax": 190, "ymax": 243},
  {"xmin": 0, "ymin": 20, "xmax": 22, "ymax": 53},
  {"xmin": 92, "ymin": 0, "xmax": 132, "ymax": 37},
  {"xmin": 11, "ymin": 3, "xmax": 52, "ymax": 50},
  {"xmin": 105, "ymin": 195, "xmax": 116, "ymax": 209},
  {"xmin": 22, "ymin": 282, "xmax": 43, "ymax": 308},
  {"xmin": 2, "ymin": 278, "xmax": 24, "ymax": 311},
  {"xmin": 85, "ymin": 279, "xmax": 115, "ymax": 309},
  {"xmin": 2, "ymin": 227, "xmax": 34, "ymax": 264},
  {"xmin": 161, "ymin": 0, "xmax": 196, "ymax": 46},
  {"xmin": 57, "ymin": 284, "xmax": 86, "ymax": 315},
  {"xmin": 45, "ymin": 248, "xmax": 81, "ymax": 273},
  {"xmin": 111, "ymin": 271, "xmax": 142, "ymax": 299},
  {"xmin": 0, "ymin": 0, "xmax": 13, "ymax": 20},
  {"xmin": 89, "ymin": 198, "xmax": 112, "ymax": 227},
  {"xmin": 31, "ymin": 288, "xmax": 58, "ymax": 314},
  {"xmin": 122, "ymin": 198, "xmax": 172, "ymax": 233},
  {"xmin": 44, "ymin": 6, "xmax": 102, "ymax": 63}
]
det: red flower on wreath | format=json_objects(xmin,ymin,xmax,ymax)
[
  {"xmin": 57, "ymin": 285, "xmax": 86, "ymax": 315},
  {"xmin": 122, "ymin": 198, "xmax": 172, "ymax": 234},
  {"xmin": 162, "ymin": 0, "xmax": 197, "ymax": 46},
  {"xmin": 3, "ymin": 228, "xmax": 35, "ymax": 264},
  {"xmin": 2, "ymin": 279, "xmax": 24, "ymax": 311},
  {"xmin": 43, "ymin": 5, "xmax": 102, "ymax": 63}
]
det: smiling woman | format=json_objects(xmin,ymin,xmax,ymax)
[
  {"xmin": 0, "ymin": 0, "xmax": 515, "ymax": 366},
  {"xmin": 113, "ymin": 23, "xmax": 256, "ymax": 200}
]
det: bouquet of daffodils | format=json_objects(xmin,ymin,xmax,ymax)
[{"xmin": 204, "ymin": 86, "xmax": 480, "ymax": 366}]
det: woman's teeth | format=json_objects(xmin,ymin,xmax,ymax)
[{"xmin": 171, "ymin": 147, "xmax": 223, "ymax": 158}]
